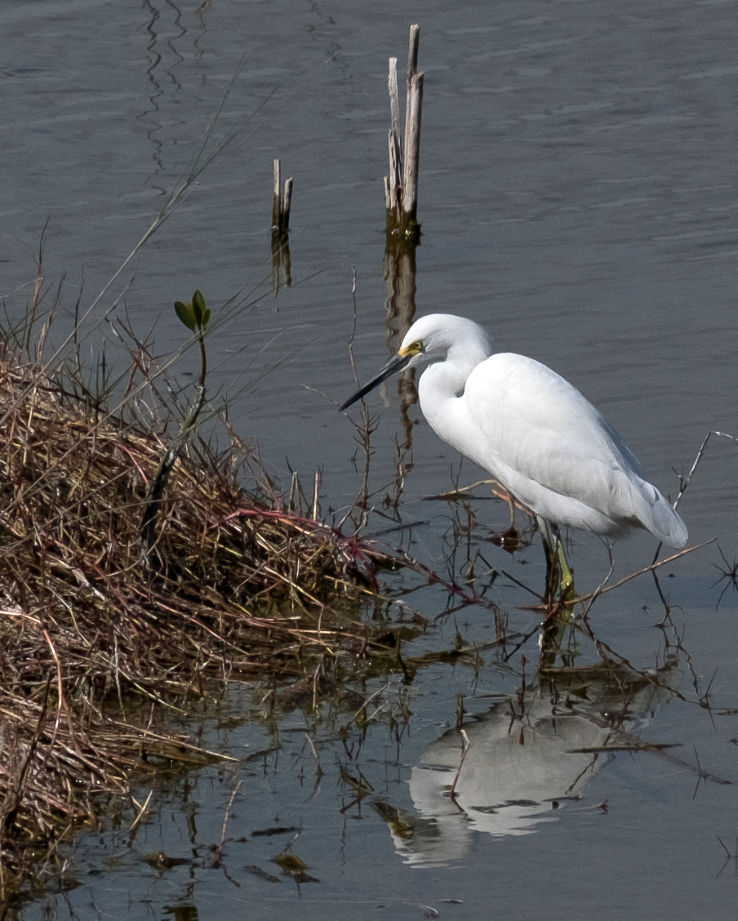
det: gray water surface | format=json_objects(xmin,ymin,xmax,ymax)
[{"xmin": 4, "ymin": 0, "xmax": 738, "ymax": 918}]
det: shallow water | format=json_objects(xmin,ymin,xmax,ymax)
[{"xmin": 3, "ymin": 0, "xmax": 738, "ymax": 918}]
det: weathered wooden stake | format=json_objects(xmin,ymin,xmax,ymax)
[
  {"xmin": 385, "ymin": 25, "xmax": 423, "ymax": 242},
  {"xmin": 271, "ymin": 158, "xmax": 293, "ymax": 236},
  {"xmin": 271, "ymin": 158, "xmax": 293, "ymax": 293},
  {"xmin": 401, "ymin": 71, "xmax": 423, "ymax": 221}
]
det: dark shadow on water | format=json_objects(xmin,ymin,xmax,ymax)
[
  {"xmin": 138, "ymin": 0, "xmax": 186, "ymax": 197},
  {"xmin": 379, "ymin": 233, "xmax": 419, "ymax": 511}
]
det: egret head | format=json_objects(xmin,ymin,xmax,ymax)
[
  {"xmin": 399, "ymin": 314, "xmax": 492, "ymax": 364},
  {"xmin": 339, "ymin": 314, "xmax": 491, "ymax": 412}
]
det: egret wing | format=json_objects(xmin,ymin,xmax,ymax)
[{"xmin": 459, "ymin": 353, "xmax": 663, "ymax": 533}]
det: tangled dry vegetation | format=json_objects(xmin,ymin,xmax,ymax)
[{"xmin": 0, "ymin": 331, "xmax": 407, "ymax": 899}]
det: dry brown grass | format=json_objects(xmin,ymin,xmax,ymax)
[{"xmin": 0, "ymin": 343, "xmax": 405, "ymax": 898}]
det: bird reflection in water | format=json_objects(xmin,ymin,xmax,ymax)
[{"xmin": 374, "ymin": 657, "xmax": 675, "ymax": 867}]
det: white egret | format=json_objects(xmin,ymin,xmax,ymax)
[{"xmin": 340, "ymin": 314, "xmax": 687, "ymax": 600}]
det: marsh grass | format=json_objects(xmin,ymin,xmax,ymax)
[{"xmin": 0, "ymin": 308, "xmax": 410, "ymax": 899}]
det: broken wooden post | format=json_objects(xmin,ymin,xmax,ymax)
[
  {"xmin": 271, "ymin": 158, "xmax": 293, "ymax": 236},
  {"xmin": 271, "ymin": 158, "xmax": 293, "ymax": 294},
  {"xmin": 385, "ymin": 25, "xmax": 423, "ymax": 243}
]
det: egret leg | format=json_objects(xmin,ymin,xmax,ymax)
[
  {"xmin": 536, "ymin": 516, "xmax": 576, "ymax": 606},
  {"xmin": 555, "ymin": 540, "xmax": 575, "ymax": 600}
]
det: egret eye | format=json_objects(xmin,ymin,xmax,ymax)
[{"xmin": 400, "ymin": 339, "xmax": 424, "ymax": 358}]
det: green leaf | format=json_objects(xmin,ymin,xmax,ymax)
[
  {"xmin": 174, "ymin": 300, "xmax": 196, "ymax": 331},
  {"xmin": 191, "ymin": 289, "xmax": 208, "ymax": 328}
]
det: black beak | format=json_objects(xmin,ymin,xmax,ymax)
[{"xmin": 339, "ymin": 352, "xmax": 413, "ymax": 412}]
